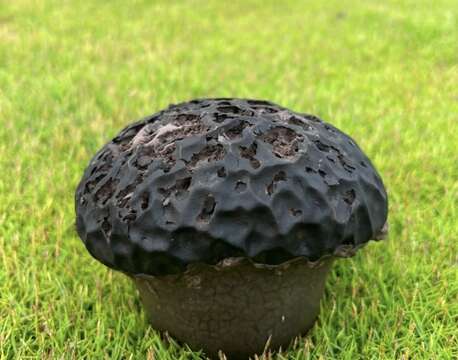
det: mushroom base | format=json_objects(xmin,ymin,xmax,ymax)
[{"xmin": 132, "ymin": 257, "xmax": 334, "ymax": 359}]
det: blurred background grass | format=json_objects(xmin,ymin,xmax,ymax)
[{"xmin": 0, "ymin": 0, "xmax": 457, "ymax": 359}]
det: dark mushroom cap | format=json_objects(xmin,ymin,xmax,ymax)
[{"xmin": 75, "ymin": 99, "xmax": 388, "ymax": 276}]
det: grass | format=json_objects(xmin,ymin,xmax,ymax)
[{"xmin": 0, "ymin": 0, "xmax": 457, "ymax": 358}]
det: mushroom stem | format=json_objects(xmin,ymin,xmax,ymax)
[{"xmin": 132, "ymin": 257, "xmax": 334, "ymax": 359}]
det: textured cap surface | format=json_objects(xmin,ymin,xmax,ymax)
[{"xmin": 75, "ymin": 99, "xmax": 388, "ymax": 275}]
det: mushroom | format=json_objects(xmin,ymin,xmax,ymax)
[{"xmin": 75, "ymin": 98, "xmax": 388, "ymax": 359}]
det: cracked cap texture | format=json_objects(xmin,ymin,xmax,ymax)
[{"xmin": 75, "ymin": 98, "xmax": 388, "ymax": 275}]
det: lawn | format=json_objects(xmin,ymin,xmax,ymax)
[{"xmin": 0, "ymin": 0, "xmax": 457, "ymax": 359}]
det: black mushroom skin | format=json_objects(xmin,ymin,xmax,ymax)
[{"xmin": 75, "ymin": 99, "xmax": 388, "ymax": 276}]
